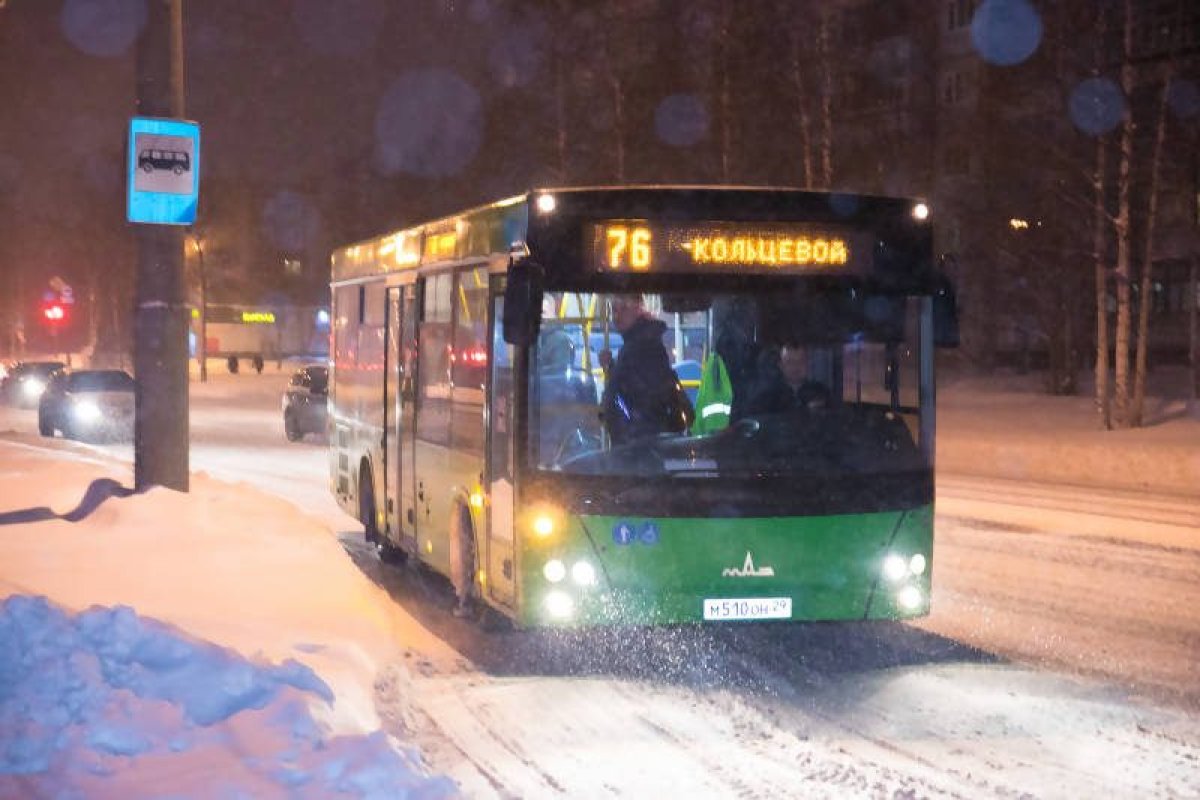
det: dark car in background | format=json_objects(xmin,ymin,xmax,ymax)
[
  {"xmin": 38, "ymin": 369, "xmax": 136, "ymax": 442},
  {"xmin": 282, "ymin": 365, "xmax": 327, "ymax": 442},
  {"xmin": 1, "ymin": 361, "xmax": 66, "ymax": 408}
]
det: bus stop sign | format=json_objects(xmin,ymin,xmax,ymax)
[{"xmin": 127, "ymin": 116, "xmax": 200, "ymax": 225}]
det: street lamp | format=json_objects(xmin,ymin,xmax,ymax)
[{"xmin": 188, "ymin": 231, "xmax": 208, "ymax": 382}]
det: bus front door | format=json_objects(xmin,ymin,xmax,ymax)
[
  {"xmin": 394, "ymin": 285, "xmax": 418, "ymax": 550},
  {"xmin": 487, "ymin": 290, "xmax": 516, "ymax": 607}
]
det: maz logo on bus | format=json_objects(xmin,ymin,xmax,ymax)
[{"xmin": 595, "ymin": 222, "xmax": 853, "ymax": 273}]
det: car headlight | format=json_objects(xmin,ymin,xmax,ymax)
[
  {"xmin": 73, "ymin": 399, "xmax": 103, "ymax": 424},
  {"xmin": 22, "ymin": 378, "xmax": 45, "ymax": 398}
]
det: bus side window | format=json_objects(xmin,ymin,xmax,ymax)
[
  {"xmin": 451, "ymin": 266, "xmax": 488, "ymax": 456},
  {"xmin": 417, "ymin": 273, "xmax": 453, "ymax": 446}
]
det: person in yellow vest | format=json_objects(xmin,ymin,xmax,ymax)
[{"xmin": 692, "ymin": 351, "xmax": 733, "ymax": 434}]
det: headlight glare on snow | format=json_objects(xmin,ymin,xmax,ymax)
[
  {"xmin": 542, "ymin": 559, "xmax": 566, "ymax": 584},
  {"xmin": 73, "ymin": 399, "xmax": 103, "ymax": 424}
]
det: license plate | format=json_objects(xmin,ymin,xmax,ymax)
[{"xmin": 702, "ymin": 597, "xmax": 792, "ymax": 621}]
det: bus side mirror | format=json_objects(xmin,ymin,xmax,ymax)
[
  {"xmin": 933, "ymin": 272, "xmax": 959, "ymax": 348},
  {"xmin": 503, "ymin": 259, "xmax": 544, "ymax": 346}
]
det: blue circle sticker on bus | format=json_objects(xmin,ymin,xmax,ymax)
[
  {"xmin": 639, "ymin": 522, "xmax": 660, "ymax": 545},
  {"xmin": 612, "ymin": 521, "xmax": 635, "ymax": 546}
]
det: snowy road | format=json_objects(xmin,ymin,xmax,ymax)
[{"xmin": 3, "ymin": 372, "xmax": 1199, "ymax": 797}]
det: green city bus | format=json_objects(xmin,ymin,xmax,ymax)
[{"xmin": 329, "ymin": 187, "xmax": 957, "ymax": 627}]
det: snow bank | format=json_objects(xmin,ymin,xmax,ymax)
[
  {"xmin": 0, "ymin": 441, "xmax": 454, "ymax": 798},
  {"xmin": 938, "ymin": 375, "xmax": 1200, "ymax": 496}
]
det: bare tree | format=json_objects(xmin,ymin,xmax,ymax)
[
  {"xmin": 1111, "ymin": 0, "xmax": 1136, "ymax": 427},
  {"xmin": 1130, "ymin": 62, "xmax": 1174, "ymax": 425}
]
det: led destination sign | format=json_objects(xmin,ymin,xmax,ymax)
[{"xmin": 590, "ymin": 222, "xmax": 861, "ymax": 274}]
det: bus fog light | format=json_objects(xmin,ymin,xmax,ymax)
[
  {"xmin": 909, "ymin": 554, "xmax": 927, "ymax": 576},
  {"xmin": 544, "ymin": 590, "xmax": 574, "ymax": 619},
  {"xmin": 532, "ymin": 513, "xmax": 556, "ymax": 538},
  {"xmin": 571, "ymin": 560, "xmax": 596, "ymax": 587},
  {"xmin": 882, "ymin": 554, "xmax": 907, "ymax": 582},
  {"xmin": 897, "ymin": 585, "xmax": 923, "ymax": 610},
  {"xmin": 543, "ymin": 559, "xmax": 566, "ymax": 583}
]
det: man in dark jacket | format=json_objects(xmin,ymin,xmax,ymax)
[
  {"xmin": 745, "ymin": 343, "xmax": 831, "ymax": 415},
  {"xmin": 601, "ymin": 296, "xmax": 693, "ymax": 445}
]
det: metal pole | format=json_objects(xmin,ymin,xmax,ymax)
[
  {"xmin": 134, "ymin": 0, "xmax": 189, "ymax": 492},
  {"xmin": 194, "ymin": 235, "xmax": 207, "ymax": 383}
]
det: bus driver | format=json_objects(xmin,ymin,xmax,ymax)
[{"xmin": 600, "ymin": 296, "xmax": 694, "ymax": 445}]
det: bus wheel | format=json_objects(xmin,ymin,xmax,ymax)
[
  {"xmin": 359, "ymin": 466, "xmax": 380, "ymax": 544},
  {"xmin": 360, "ymin": 465, "xmax": 404, "ymax": 564}
]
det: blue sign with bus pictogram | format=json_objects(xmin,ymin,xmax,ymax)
[{"xmin": 127, "ymin": 117, "xmax": 200, "ymax": 225}]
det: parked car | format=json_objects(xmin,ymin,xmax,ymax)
[
  {"xmin": 38, "ymin": 369, "xmax": 136, "ymax": 442},
  {"xmin": 1, "ymin": 361, "xmax": 66, "ymax": 408},
  {"xmin": 282, "ymin": 365, "xmax": 327, "ymax": 442}
]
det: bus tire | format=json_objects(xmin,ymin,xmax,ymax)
[
  {"xmin": 359, "ymin": 465, "xmax": 379, "ymax": 543},
  {"xmin": 361, "ymin": 463, "xmax": 405, "ymax": 565}
]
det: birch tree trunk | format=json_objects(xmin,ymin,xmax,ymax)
[
  {"xmin": 818, "ymin": 7, "xmax": 833, "ymax": 189},
  {"xmin": 1131, "ymin": 65, "xmax": 1172, "ymax": 426},
  {"xmin": 718, "ymin": 4, "xmax": 732, "ymax": 183},
  {"xmin": 1191, "ymin": 256, "xmax": 1199, "ymax": 406},
  {"xmin": 1111, "ymin": 0, "xmax": 1135, "ymax": 428},
  {"xmin": 788, "ymin": 30, "xmax": 814, "ymax": 188},
  {"xmin": 553, "ymin": 50, "xmax": 568, "ymax": 183},
  {"xmin": 1093, "ymin": 135, "xmax": 1111, "ymax": 429}
]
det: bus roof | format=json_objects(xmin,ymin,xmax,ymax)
[{"xmin": 331, "ymin": 186, "xmax": 934, "ymax": 291}]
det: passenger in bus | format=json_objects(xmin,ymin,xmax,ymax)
[
  {"xmin": 744, "ymin": 343, "xmax": 831, "ymax": 414},
  {"xmin": 601, "ymin": 296, "xmax": 694, "ymax": 444}
]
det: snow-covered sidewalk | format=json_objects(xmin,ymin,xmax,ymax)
[
  {"xmin": 0, "ymin": 438, "xmax": 453, "ymax": 799},
  {"xmin": 938, "ymin": 373, "xmax": 1200, "ymax": 497}
]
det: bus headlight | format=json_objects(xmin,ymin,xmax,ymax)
[
  {"xmin": 543, "ymin": 559, "xmax": 566, "ymax": 583},
  {"xmin": 882, "ymin": 554, "xmax": 908, "ymax": 582},
  {"xmin": 73, "ymin": 400, "xmax": 102, "ymax": 424},
  {"xmin": 571, "ymin": 560, "xmax": 597, "ymax": 587},
  {"xmin": 22, "ymin": 378, "xmax": 45, "ymax": 399},
  {"xmin": 909, "ymin": 553, "xmax": 927, "ymax": 576},
  {"xmin": 544, "ymin": 590, "xmax": 574, "ymax": 620},
  {"xmin": 897, "ymin": 585, "xmax": 923, "ymax": 611}
]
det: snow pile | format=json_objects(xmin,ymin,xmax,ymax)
[
  {"xmin": 0, "ymin": 596, "xmax": 453, "ymax": 799},
  {"xmin": 0, "ymin": 440, "xmax": 456, "ymax": 798}
]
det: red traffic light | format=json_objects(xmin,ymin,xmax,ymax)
[{"xmin": 43, "ymin": 303, "xmax": 66, "ymax": 323}]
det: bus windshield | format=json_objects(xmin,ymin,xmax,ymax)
[{"xmin": 529, "ymin": 287, "xmax": 928, "ymax": 479}]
